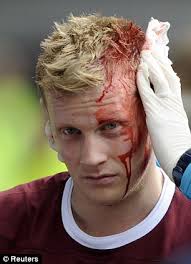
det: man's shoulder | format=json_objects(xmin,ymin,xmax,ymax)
[
  {"xmin": 172, "ymin": 187, "xmax": 191, "ymax": 212},
  {"xmin": 0, "ymin": 172, "xmax": 69, "ymax": 209},
  {"xmin": 0, "ymin": 171, "xmax": 69, "ymax": 200},
  {"xmin": 0, "ymin": 171, "xmax": 70, "ymax": 244},
  {"xmin": 0, "ymin": 171, "xmax": 70, "ymax": 213},
  {"xmin": 162, "ymin": 187, "xmax": 191, "ymax": 245},
  {"xmin": 166, "ymin": 187, "xmax": 191, "ymax": 227}
]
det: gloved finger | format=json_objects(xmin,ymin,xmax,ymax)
[
  {"xmin": 152, "ymin": 50, "xmax": 181, "ymax": 95},
  {"xmin": 152, "ymin": 49, "xmax": 173, "ymax": 67},
  {"xmin": 137, "ymin": 62, "xmax": 156, "ymax": 103},
  {"xmin": 161, "ymin": 64, "xmax": 181, "ymax": 96},
  {"xmin": 141, "ymin": 51, "xmax": 170, "ymax": 97},
  {"xmin": 137, "ymin": 63, "xmax": 163, "ymax": 117}
]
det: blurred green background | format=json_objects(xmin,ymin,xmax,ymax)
[
  {"xmin": 0, "ymin": 77, "xmax": 67, "ymax": 191},
  {"xmin": 1, "ymin": 0, "xmax": 191, "ymax": 191}
]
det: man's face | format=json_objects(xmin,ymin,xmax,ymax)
[{"xmin": 47, "ymin": 80, "xmax": 151, "ymax": 205}]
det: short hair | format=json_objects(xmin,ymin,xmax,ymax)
[{"xmin": 36, "ymin": 14, "xmax": 145, "ymax": 98}]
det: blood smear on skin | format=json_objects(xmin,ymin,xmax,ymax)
[
  {"xmin": 95, "ymin": 102, "xmax": 135, "ymax": 193},
  {"xmin": 95, "ymin": 95, "xmax": 150, "ymax": 195},
  {"xmin": 118, "ymin": 148, "xmax": 133, "ymax": 193},
  {"xmin": 95, "ymin": 84, "xmax": 110, "ymax": 103}
]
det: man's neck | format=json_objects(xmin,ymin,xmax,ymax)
[{"xmin": 71, "ymin": 163, "xmax": 163, "ymax": 237}]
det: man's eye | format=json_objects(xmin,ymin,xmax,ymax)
[
  {"xmin": 101, "ymin": 122, "xmax": 119, "ymax": 130},
  {"xmin": 62, "ymin": 127, "xmax": 81, "ymax": 135}
]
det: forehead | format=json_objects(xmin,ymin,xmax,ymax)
[{"xmin": 47, "ymin": 85, "xmax": 140, "ymax": 128}]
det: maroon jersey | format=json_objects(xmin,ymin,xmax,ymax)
[{"xmin": 0, "ymin": 172, "xmax": 191, "ymax": 263}]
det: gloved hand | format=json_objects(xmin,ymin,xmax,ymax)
[
  {"xmin": 137, "ymin": 18, "xmax": 191, "ymax": 178},
  {"xmin": 137, "ymin": 51, "xmax": 191, "ymax": 177}
]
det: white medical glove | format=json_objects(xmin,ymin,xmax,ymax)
[{"xmin": 137, "ymin": 51, "xmax": 191, "ymax": 177}]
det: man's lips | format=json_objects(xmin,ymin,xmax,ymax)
[
  {"xmin": 85, "ymin": 174, "xmax": 117, "ymax": 179},
  {"xmin": 83, "ymin": 174, "xmax": 118, "ymax": 184}
]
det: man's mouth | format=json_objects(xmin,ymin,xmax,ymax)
[{"xmin": 84, "ymin": 174, "xmax": 118, "ymax": 185}]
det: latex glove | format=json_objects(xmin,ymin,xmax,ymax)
[{"xmin": 137, "ymin": 51, "xmax": 191, "ymax": 178}]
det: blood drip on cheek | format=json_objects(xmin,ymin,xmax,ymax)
[
  {"xmin": 118, "ymin": 127, "xmax": 134, "ymax": 193},
  {"xmin": 95, "ymin": 95, "xmax": 151, "ymax": 200},
  {"xmin": 96, "ymin": 100, "xmax": 136, "ymax": 195},
  {"xmin": 116, "ymin": 98, "xmax": 140, "ymax": 195}
]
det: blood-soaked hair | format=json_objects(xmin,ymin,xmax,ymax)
[{"xmin": 36, "ymin": 14, "xmax": 145, "ymax": 97}]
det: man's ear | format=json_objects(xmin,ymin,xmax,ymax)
[
  {"xmin": 40, "ymin": 97, "xmax": 57, "ymax": 151},
  {"xmin": 39, "ymin": 97, "xmax": 66, "ymax": 163},
  {"xmin": 40, "ymin": 97, "xmax": 49, "ymax": 125},
  {"xmin": 44, "ymin": 120, "xmax": 58, "ymax": 151}
]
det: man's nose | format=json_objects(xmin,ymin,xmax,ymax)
[{"xmin": 80, "ymin": 135, "xmax": 107, "ymax": 166}]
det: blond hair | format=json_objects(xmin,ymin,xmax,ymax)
[{"xmin": 36, "ymin": 14, "xmax": 145, "ymax": 97}]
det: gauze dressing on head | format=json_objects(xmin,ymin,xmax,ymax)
[{"xmin": 143, "ymin": 17, "xmax": 172, "ymax": 65}]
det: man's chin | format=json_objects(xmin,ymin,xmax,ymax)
[{"xmin": 85, "ymin": 189, "xmax": 128, "ymax": 206}]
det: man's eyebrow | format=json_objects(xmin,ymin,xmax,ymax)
[
  {"xmin": 55, "ymin": 122, "xmax": 76, "ymax": 129},
  {"xmin": 97, "ymin": 118, "xmax": 117, "ymax": 125},
  {"xmin": 97, "ymin": 117, "xmax": 129, "ymax": 125}
]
